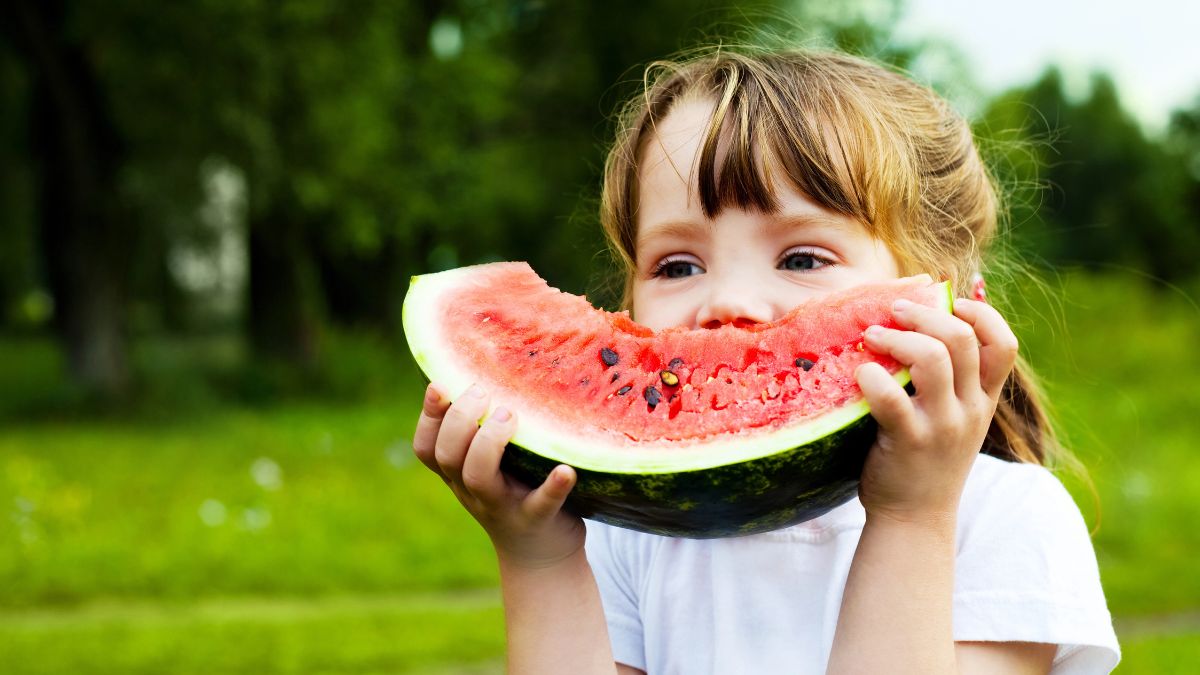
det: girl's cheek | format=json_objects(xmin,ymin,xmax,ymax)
[{"xmin": 635, "ymin": 283, "xmax": 704, "ymax": 331}]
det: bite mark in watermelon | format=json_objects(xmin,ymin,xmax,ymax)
[{"xmin": 403, "ymin": 262, "xmax": 953, "ymax": 538}]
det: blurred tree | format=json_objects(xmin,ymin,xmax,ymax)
[
  {"xmin": 980, "ymin": 68, "xmax": 1200, "ymax": 282},
  {"xmin": 0, "ymin": 45, "xmax": 38, "ymax": 328},
  {"xmin": 1, "ymin": 0, "xmax": 932, "ymax": 388},
  {"xmin": 1166, "ymin": 95, "xmax": 1200, "ymax": 261},
  {"xmin": 4, "ymin": 0, "xmax": 134, "ymax": 394}
]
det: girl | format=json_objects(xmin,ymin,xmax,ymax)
[{"xmin": 412, "ymin": 49, "xmax": 1119, "ymax": 674}]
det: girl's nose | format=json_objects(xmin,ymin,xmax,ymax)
[{"xmin": 696, "ymin": 280, "xmax": 774, "ymax": 329}]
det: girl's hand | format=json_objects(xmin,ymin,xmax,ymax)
[
  {"xmin": 854, "ymin": 298, "xmax": 1019, "ymax": 524},
  {"xmin": 412, "ymin": 383, "xmax": 586, "ymax": 569}
]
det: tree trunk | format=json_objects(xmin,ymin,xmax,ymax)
[
  {"xmin": 9, "ymin": 0, "xmax": 131, "ymax": 395},
  {"xmin": 247, "ymin": 197, "xmax": 323, "ymax": 369}
]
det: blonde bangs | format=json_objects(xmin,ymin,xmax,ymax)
[
  {"xmin": 606, "ymin": 52, "xmax": 950, "ymax": 283},
  {"xmin": 690, "ymin": 55, "xmax": 904, "ymax": 233}
]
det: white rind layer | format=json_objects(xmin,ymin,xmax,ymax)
[{"xmin": 402, "ymin": 264, "xmax": 950, "ymax": 474}]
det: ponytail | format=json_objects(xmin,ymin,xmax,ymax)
[{"xmin": 983, "ymin": 357, "xmax": 1057, "ymax": 465}]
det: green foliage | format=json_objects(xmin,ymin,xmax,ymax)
[
  {"xmin": 2, "ymin": 0, "xmax": 923, "ymax": 340},
  {"xmin": 978, "ymin": 69, "xmax": 1200, "ymax": 282},
  {"xmin": 0, "ymin": 329, "xmax": 423, "ymax": 422},
  {"xmin": 4, "ymin": 0, "xmax": 1199, "ymax": 387},
  {"xmin": 0, "ymin": 47, "xmax": 36, "ymax": 325}
]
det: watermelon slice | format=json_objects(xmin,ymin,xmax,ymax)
[{"xmin": 403, "ymin": 262, "xmax": 952, "ymax": 538}]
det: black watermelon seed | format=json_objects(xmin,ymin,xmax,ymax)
[
  {"xmin": 659, "ymin": 370, "xmax": 679, "ymax": 386},
  {"xmin": 616, "ymin": 385, "xmax": 632, "ymax": 395},
  {"xmin": 795, "ymin": 358, "xmax": 815, "ymax": 371},
  {"xmin": 600, "ymin": 347, "xmax": 619, "ymax": 367},
  {"xmin": 579, "ymin": 377, "xmax": 590, "ymax": 386},
  {"xmin": 610, "ymin": 372, "xmax": 620, "ymax": 383},
  {"xmin": 528, "ymin": 350, "xmax": 538, "ymax": 357},
  {"xmin": 643, "ymin": 385, "xmax": 661, "ymax": 409},
  {"xmin": 668, "ymin": 357, "xmax": 684, "ymax": 370}
]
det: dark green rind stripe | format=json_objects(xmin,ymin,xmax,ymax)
[{"xmin": 500, "ymin": 415, "xmax": 876, "ymax": 539}]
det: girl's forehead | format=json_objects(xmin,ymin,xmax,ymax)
[
  {"xmin": 636, "ymin": 99, "xmax": 862, "ymax": 241},
  {"xmin": 637, "ymin": 99, "xmax": 718, "ymax": 214}
]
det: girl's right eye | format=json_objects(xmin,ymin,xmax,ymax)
[{"xmin": 651, "ymin": 258, "xmax": 704, "ymax": 279}]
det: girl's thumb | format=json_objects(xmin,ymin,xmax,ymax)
[{"xmin": 523, "ymin": 465, "xmax": 575, "ymax": 520}]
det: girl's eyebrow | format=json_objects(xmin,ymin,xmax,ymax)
[
  {"xmin": 765, "ymin": 212, "xmax": 848, "ymax": 234},
  {"xmin": 636, "ymin": 220, "xmax": 712, "ymax": 246},
  {"xmin": 637, "ymin": 212, "xmax": 850, "ymax": 249}
]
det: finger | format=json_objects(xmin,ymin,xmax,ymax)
[
  {"xmin": 521, "ymin": 464, "xmax": 576, "ymax": 521},
  {"xmin": 952, "ymin": 299, "xmax": 1020, "ymax": 399},
  {"xmin": 890, "ymin": 298, "xmax": 981, "ymax": 400},
  {"xmin": 413, "ymin": 383, "xmax": 451, "ymax": 479},
  {"xmin": 862, "ymin": 325, "xmax": 955, "ymax": 413},
  {"xmin": 434, "ymin": 384, "xmax": 490, "ymax": 483},
  {"xmin": 461, "ymin": 406, "xmax": 517, "ymax": 503},
  {"xmin": 855, "ymin": 361, "xmax": 917, "ymax": 432}
]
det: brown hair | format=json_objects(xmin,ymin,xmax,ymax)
[{"xmin": 600, "ymin": 48, "xmax": 1061, "ymax": 467}]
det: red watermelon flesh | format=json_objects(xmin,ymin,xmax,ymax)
[
  {"xmin": 408, "ymin": 262, "xmax": 947, "ymax": 449},
  {"xmin": 404, "ymin": 262, "xmax": 954, "ymax": 537}
]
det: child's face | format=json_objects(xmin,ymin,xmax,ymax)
[{"xmin": 631, "ymin": 100, "xmax": 902, "ymax": 331}]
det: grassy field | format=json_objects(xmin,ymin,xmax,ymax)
[{"xmin": 1, "ymin": 272, "xmax": 1198, "ymax": 672}]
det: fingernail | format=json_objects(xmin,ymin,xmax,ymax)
[
  {"xmin": 864, "ymin": 325, "xmax": 881, "ymax": 337},
  {"xmin": 426, "ymin": 383, "xmax": 443, "ymax": 402},
  {"xmin": 893, "ymin": 299, "xmax": 912, "ymax": 312},
  {"xmin": 492, "ymin": 406, "xmax": 511, "ymax": 422},
  {"xmin": 467, "ymin": 384, "xmax": 485, "ymax": 398}
]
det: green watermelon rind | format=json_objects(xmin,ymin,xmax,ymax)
[
  {"xmin": 403, "ymin": 264, "xmax": 954, "ymax": 538},
  {"xmin": 499, "ymin": 413, "xmax": 880, "ymax": 537}
]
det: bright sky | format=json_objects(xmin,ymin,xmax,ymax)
[{"xmin": 895, "ymin": 0, "xmax": 1200, "ymax": 134}]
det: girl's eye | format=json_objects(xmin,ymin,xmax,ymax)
[
  {"xmin": 778, "ymin": 250, "xmax": 834, "ymax": 272},
  {"xmin": 652, "ymin": 258, "xmax": 704, "ymax": 279}
]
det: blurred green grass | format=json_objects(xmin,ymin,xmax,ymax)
[
  {"xmin": 0, "ymin": 400, "xmax": 499, "ymax": 606},
  {"xmin": 0, "ymin": 271, "xmax": 1197, "ymax": 672},
  {"xmin": 0, "ymin": 594, "xmax": 504, "ymax": 675},
  {"xmin": 1010, "ymin": 273, "xmax": 1200, "ymax": 619}
]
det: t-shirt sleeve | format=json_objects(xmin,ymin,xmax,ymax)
[
  {"xmin": 584, "ymin": 520, "xmax": 651, "ymax": 671},
  {"xmin": 953, "ymin": 457, "xmax": 1120, "ymax": 674}
]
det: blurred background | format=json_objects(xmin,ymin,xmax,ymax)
[{"xmin": 2, "ymin": 0, "xmax": 1198, "ymax": 672}]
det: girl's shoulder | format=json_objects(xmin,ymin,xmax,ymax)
[
  {"xmin": 957, "ymin": 452, "xmax": 1106, "ymax": 576},
  {"xmin": 965, "ymin": 450, "xmax": 1063, "ymax": 488},
  {"xmin": 953, "ymin": 455, "xmax": 1120, "ymax": 669},
  {"xmin": 957, "ymin": 452, "xmax": 1087, "ymax": 536},
  {"xmin": 955, "ymin": 453, "xmax": 1108, "ymax": 604}
]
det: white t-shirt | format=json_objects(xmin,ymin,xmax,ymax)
[{"xmin": 585, "ymin": 453, "xmax": 1120, "ymax": 674}]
